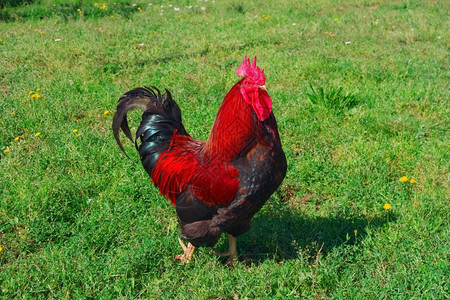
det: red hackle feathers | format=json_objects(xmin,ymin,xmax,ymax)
[
  {"xmin": 236, "ymin": 56, "xmax": 266, "ymax": 85},
  {"xmin": 151, "ymin": 134, "xmax": 240, "ymax": 207},
  {"xmin": 205, "ymin": 81, "xmax": 263, "ymax": 162}
]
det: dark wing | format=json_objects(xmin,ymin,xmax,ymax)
[{"xmin": 220, "ymin": 135, "xmax": 287, "ymax": 236}]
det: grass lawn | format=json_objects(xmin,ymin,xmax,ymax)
[{"xmin": 0, "ymin": 0, "xmax": 448, "ymax": 298}]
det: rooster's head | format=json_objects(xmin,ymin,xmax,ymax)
[{"xmin": 236, "ymin": 56, "xmax": 272, "ymax": 121}]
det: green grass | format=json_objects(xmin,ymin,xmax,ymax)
[
  {"xmin": 1, "ymin": 0, "xmax": 448, "ymax": 298},
  {"xmin": 306, "ymin": 84, "xmax": 358, "ymax": 113}
]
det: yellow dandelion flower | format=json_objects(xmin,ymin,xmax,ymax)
[
  {"xmin": 3, "ymin": 148, "xmax": 9, "ymax": 153},
  {"xmin": 334, "ymin": 17, "xmax": 338, "ymax": 22},
  {"xmin": 73, "ymin": 129, "xmax": 78, "ymax": 133},
  {"xmin": 34, "ymin": 28, "xmax": 38, "ymax": 32},
  {"xmin": 23, "ymin": 99, "xmax": 27, "ymax": 103},
  {"xmin": 103, "ymin": 110, "xmax": 109, "ymax": 115},
  {"xmin": 76, "ymin": 119, "xmax": 80, "ymax": 123},
  {"xmin": 34, "ymin": 132, "xmax": 41, "ymax": 137},
  {"xmin": 29, "ymin": 91, "xmax": 33, "ymax": 94},
  {"xmin": 36, "ymin": 87, "xmax": 41, "ymax": 91},
  {"xmin": 325, "ymin": 31, "xmax": 329, "ymax": 34},
  {"xmin": 331, "ymin": 33, "xmax": 335, "ymax": 37},
  {"xmin": 0, "ymin": 245, "xmax": 2, "ymax": 252},
  {"xmin": 77, "ymin": 133, "xmax": 82, "ymax": 137},
  {"xmin": 12, "ymin": 111, "xmax": 15, "ymax": 115},
  {"xmin": 14, "ymin": 136, "xmax": 20, "ymax": 141},
  {"xmin": 410, "ymin": 178, "xmax": 415, "ymax": 183},
  {"xmin": 21, "ymin": 134, "xmax": 24, "ymax": 138},
  {"xmin": 399, "ymin": 176, "xmax": 408, "ymax": 182},
  {"xmin": 354, "ymin": 229, "xmax": 357, "ymax": 234},
  {"xmin": 383, "ymin": 203, "xmax": 391, "ymax": 210}
]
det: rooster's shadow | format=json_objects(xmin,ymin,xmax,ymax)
[{"xmin": 222, "ymin": 200, "xmax": 392, "ymax": 265}]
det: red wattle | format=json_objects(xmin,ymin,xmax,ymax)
[
  {"xmin": 240, "ymin": 87, "xmax": 272, "ymax": 121},
  {"xmin": 253, "ymin": 90, "xmax": 272, "ymax": 121}
]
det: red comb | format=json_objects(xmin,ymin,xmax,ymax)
[{"xmin": 236, "ymin": 55, "xmax": 265, "ymax": 85}]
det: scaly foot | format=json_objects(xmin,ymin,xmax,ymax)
[
  {"xmin": 175, "ymin": 237, "xmax": 196, "ymax": 263},
  {"xmin": 211, "ymin": 234, "xmax": 238, "ymax": 266}
]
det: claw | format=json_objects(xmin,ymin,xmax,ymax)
[{"xmin": 175, "ymin": 237, "xmax": 196, "ymax": 263}]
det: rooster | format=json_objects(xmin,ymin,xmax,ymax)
[{"xmin": 112, "ymin": 56, "xmax": 287, "ymax": 264}]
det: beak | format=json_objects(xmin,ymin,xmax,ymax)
[{"xmin": 259, "ymin": 85, "xmax": 267, "ymax": 92}]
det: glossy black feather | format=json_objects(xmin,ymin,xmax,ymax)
[{"xmin": 112, "ymin": 87, "xmax": 187, "ymax": 174}]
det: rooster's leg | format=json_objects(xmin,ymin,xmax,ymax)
[
  {"xmin": 175, "ymin": 237, "xmax": 196, "ymax": 263},
  {"xmin": 211, "ymin": 234, "xmax": 237, "ymax": 265}
]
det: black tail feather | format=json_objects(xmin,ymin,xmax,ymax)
[
  {"xmin": 112, "ymin": 87, "xmax": 156, "ymax": 157},
  {"xmin": 112, "ymin": 86, "xmax": 187, "ymax": 173}
]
